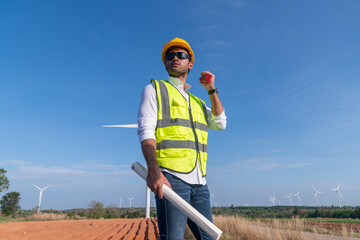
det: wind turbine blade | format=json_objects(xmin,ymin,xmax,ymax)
[
  {"xmin": 339, "ymin": 191, "xmax": 344, "ymax": 199},
  {"xmin": 33, "ymin": 184, "xmax": 41, "ymax": 190},
  {"xmin": 103, "ymin": 124, "xmax": 138, "ymax": 128},
  {"xmin": 42, "ymin": 185, "xmax": 51, "ymax": 190}
]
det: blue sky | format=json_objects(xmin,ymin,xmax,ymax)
[{"xmin": 1, "ymin": 0, "xmax": 359, "ymax": 210}]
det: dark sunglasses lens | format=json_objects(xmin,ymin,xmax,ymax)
[
  {"xmin": 165, "ymin": 52, "xmax": 190, "ymax": 61},
  {"xmin": 177, "ymin": 52, "xmax": 189, "ymax": 59},
  {"xmin": 166, "ymin": 52, "xmax": 176, "ymax": 61}
]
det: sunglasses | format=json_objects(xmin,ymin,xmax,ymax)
[{"xmin": 165, "ymin": 52, "xmax": 190, "ymax": 61}]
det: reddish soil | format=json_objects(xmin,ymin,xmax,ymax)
[
  {"xmin": 0, "ymin": 218, "xmax": 159, "ymax": 240},
  {"xmin": 304, "ymin": 221, "xmax": 360, "ymax": 234},
  {"xmin": 260, "ymin": 219, "xmax": 360, "ymax": 235}
]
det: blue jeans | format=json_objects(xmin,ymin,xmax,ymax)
[{"xmin": 155, "ymin": 172, "xmax": 214, "ymax": 240}]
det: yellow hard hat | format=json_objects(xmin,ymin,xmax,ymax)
[{"xmin": 162, "ymin": 37, "xmax": 194, "ymax": 66}]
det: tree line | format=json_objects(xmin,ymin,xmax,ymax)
[
  {"xmin": 1, "ymin": 168, "xmax": 359, "ymax": 220},
  {"xmin": 63, "ymin": 200, "xmax": 156, "ymax": 219},
  {"xmin": 0, "ymin": 168, "xmax": 21, "ymax": 216},
  {"xmin": 211, "ymin": 205, "xmax": 360, "ymax": 219}
]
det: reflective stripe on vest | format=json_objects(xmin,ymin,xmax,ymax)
[{"xmin": 152, "ymin": 80, "xmax": 209, "ymax": 176}]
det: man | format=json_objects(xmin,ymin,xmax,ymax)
[{"xmin": 137, "ymin": 37, "xmax": 226, "ymax": 240}]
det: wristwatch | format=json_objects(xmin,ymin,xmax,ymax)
[{"xmin": 208, "ymin": 88, "xmax": 218, "ymax": 95}]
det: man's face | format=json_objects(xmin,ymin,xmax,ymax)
[{"xmin": 165, "ymin": 48, "xmax": 193, "ymax": 78}]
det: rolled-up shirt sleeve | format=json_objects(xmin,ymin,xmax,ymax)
[
  {"xmin": 137, "ymin": 83, "xmax": 158, "ymax": 143},
  {"xmin": 206, "ymin": 105, "xmax": 227, "ymax": 130}
]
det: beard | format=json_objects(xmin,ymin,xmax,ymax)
[{"xmin": 166, "ymin": 62, "xmax": 189, "ymax": 78}]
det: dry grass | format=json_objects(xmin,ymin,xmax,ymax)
[
  {"xmin": 213, "ymin": 215, "xmax": 300, "ymax": 240},
  {"xmin": 210, "ymin": 215, "xmax": 356, "ymax": 240},
  {"xmin": 27, "ymin": 213, "xmax": 86, "ymax": 221}
]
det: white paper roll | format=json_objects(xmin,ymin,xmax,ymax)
[{"xmin": 131, "ymin": 162, "xmax": 222, "ymax": 240}]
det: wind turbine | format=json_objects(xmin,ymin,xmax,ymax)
[
  {"xmin": 272, "ymin": 194, "xmax": 277, "ymax": 206},
  {"xmin": 293, "ymin": 190, "xmax": 301, "ymax": 206},
  {"xmin": 32, "ymin": 184, "xmax": 51, "ymax": 213},
  {"xmin": 313, "ymin": 185, "xmax": 322, "ymax": 207},
  {"xmin": 285, "ymin": 193, "xmax": 293, "ymax": 206},
  {"xmin": 331, "ymin": 184, "xmax": 344, "ymax": 208},
  {"xmin": 128, "ymin": 197, "xmax": 134, "ymax": 208},
  {"xmin": 268, "ymin": 195, "xmax": 274, "ymax": 206},
  {"xmin": 103, "ymin": 123, "xmax": 151, "ymax": 218},
  {"xmin": 118, "ymin": 198, "xmax": 123, "ymax": 208},
  {"xmin": 268, "ymin": 194, "xmax": 276, "ymax": 206}
]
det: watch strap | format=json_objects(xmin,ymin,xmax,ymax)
[{"xmin": 208, "ymin": 88, "xmax": 218, "ymax": 95}]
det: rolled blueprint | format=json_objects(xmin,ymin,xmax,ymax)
[{"xmin": 131, "ymin": 161, "xmax": 222, "ymax": 240}]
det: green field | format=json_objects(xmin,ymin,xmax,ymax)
[
  {"xmin": 0, "ymin": 216, "xmax": 10, "ymax": 222},
  {"xmin": 257, "ymin": 217, "xmax": 360, "ymax": 224},
  {"xmin": 306, "ymin": 218, "xmax": 360, "ymax": 224}
]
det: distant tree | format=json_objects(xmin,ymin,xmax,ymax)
[
  {"xmin": 0, "ymin": 192, "xmax": 21, "ymax": 216},
  {"xmin": 0, "ymin": 168, "xmax": 10, "ymax": 194},
  {"xmin": 355, "ymin": 207, "xmax": 360, "ymax": 218},
  {"xmin": 88, "ymin": 200, "xmax": 105, "ymax": 219},
  {"xmin": 105, "ymin": 204, "xmax": 120, "ymax": 219}
]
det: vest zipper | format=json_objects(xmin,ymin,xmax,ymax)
[{"xmin": 188, "ymin": 101, "xmax": 202, "ymax": 176}]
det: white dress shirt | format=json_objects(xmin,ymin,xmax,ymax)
[{"xmin": 137, "ymin": 76, "xmax": 227, "ymax": 185}]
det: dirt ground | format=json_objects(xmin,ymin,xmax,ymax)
[
  {"xmin": 1, "ymin": 218, "xmax": 360, "ymax": 240},
  {"xmin": 0, "ymin": 218, "xmax": 159, "ymax": 240},
  {"xmin": 304, "ymin": 221, "xmax": 360, "ymax": 235}
]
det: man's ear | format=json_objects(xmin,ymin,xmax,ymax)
[{"xmin": 188, "ymin": 61, "xmax": 193, "ymax": 70}]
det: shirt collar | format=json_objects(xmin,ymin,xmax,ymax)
[{"xmin": 167, "ymin": 76, "xmax": 191, "ymax": 91}]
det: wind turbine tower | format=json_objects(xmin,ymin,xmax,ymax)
[
  {"xmin": 331, "ymin": 184, "xmax": 344, "ymax": 208},
  {"xmin": 293, "ymin": 191, "xmax": 301, "ymax": 206},
  {"xmin": 128, "ymin": 197, "xmax": 134, "ymax": 208},
  {"xmin": 312, "ymin": 185, "xmax": 322, "ymax": 207},
  {"xmin": 118, "ymin": 198, "xmax": 123, "ymax": 208},
  {"xmin": 32, "ymin": 184, "xmax": 51, "ymax": 213},
  {"xmin": 103, "ymin": 124, "xmax": 151, "ymax": 218}
]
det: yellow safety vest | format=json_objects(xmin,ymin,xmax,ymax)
[{"xmin": 152, "ymin": 80, "xmax": 209, "ymax": 177}]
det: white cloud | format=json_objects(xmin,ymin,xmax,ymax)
[
  {"xmin": 283, "ymin": 163, "xmax": 310, "ymax": 168},
  {"xmin": 1, "ymin": 159, "xmax": 132, "ymax": 180},
  {"xmin": 196, "ymin": 40, "xmax": 231, "ymax": 49},
  {"xmin": 229, "ymin": 158, "xmax": 310, "ymax": 171},
  {"xmin": 200, "ymin": 24, "xmax": 221, "ymax": 31},
  {"xmin": 270, "ymin": 58, "xmax": 360, "ymax": 138}
]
